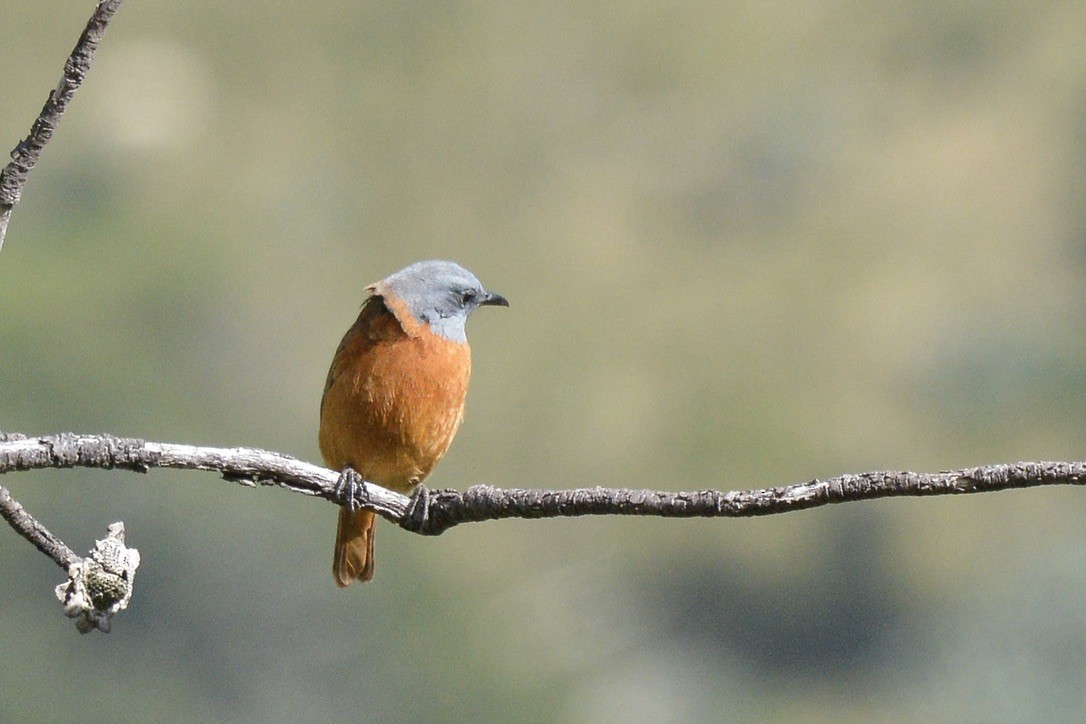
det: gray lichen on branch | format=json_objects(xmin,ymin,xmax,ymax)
[{"xmin": 55, "ymin": 522, "xmax": 140, "ymax": 634}]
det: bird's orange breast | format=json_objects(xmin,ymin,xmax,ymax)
[{"xmin": 318, "ymin": 294, "xmax": 472, "ymax": 493}]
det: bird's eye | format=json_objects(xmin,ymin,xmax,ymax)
[{"xmin": 459, "ymin": 289, "xmax": 477, "ymax": 304}]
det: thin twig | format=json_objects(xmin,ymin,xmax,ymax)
[
  {"xmin": 0, "ymin": 0, "xmax": 124, "ymax": 252},
  {"xmin": 2, "ymin": 433, "xmax": 1085, "ymax": 542},
  {"xmin": 0, "ymin": 483, "xmax": 78, "ymax": 569}
]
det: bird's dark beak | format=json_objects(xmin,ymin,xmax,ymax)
[{"xmin": 480, "ymin": 291, "xmax": 509, "ymax": 307}]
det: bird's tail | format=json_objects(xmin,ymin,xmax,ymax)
[{"xmin": 333, "ymin": 507, "xmax": 376, "ymax": 586}]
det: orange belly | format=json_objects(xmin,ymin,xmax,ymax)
[{"xmin": 318, "ymin": 296, "xmax": 472, "ymax": 492}]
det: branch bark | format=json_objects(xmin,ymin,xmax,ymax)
[
  {"xmin": 0, "ymin": 0, "xmax": 124, "ymax": 251},
  {"xmin": 3, "ymin": 432, "xmax": 1085, "ymax": 543},
  {"xmin": 0, "ymin": 478, "xmax": 78, "ymax": 570},
  {"xmin": 5, "ymin": 430, "xmax": 1083, "ymax": 633}
]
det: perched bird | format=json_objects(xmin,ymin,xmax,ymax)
[{"xmin": 318, "ymin": 260, "xmax": 507, "ymax": 586}]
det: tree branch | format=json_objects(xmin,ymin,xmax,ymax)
[
  {"xmin": 3, "ymin": 433, "xmax": 1085, "ymax": 541},
  {"xmin": 0, "ymin": 478, "xmax": 78, "ymax": 570},
  {"xmin": 0, "ymin": 0, "xmax": 124, "ymax": 252},
  {"xmin": 5, "ymin": 430, "xmax": 1083, "ymax": 633}
]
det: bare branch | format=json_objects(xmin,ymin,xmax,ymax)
[
  {"xmin": 0, "ymin": 0, "xmax": 124, "ymax": 252},
  {"xmin": 0, "ymin": 480, "xmax": 78, "ymax": 570},
  {"xmin": 0, "ymin": 432, "xmax": 413, "ymax": 520},
  {"xmin": 3, "ymin": 433, "xmax": 1085, "ymax": 541}
]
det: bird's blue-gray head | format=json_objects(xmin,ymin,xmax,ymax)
[{"xmin": 378, "ymin": 260, "xmax": 508, "ymax": 343}]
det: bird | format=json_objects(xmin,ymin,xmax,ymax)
[{"xmin": 318, "ymin": 260, "xmax": 507, "ymax": 586}]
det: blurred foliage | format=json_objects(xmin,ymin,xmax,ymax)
[{"xmin": 4, "ymin": 1, "xmax": 1086, "ymax": 721}]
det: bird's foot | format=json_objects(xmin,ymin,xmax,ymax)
[
  {"xmin": 403, "ymin": 483, "xmax": 431, "ymax": 531},
  {"xmin": 333, "ymin": 468, "xmax": 367, "ymax": 511}
]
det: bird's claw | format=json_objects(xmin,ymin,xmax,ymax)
[
  {"xmin": 333, "ymin": 468, "xmax": 367, "ymax": 511},
  {"xmin": 404, "ymin": 483, "xmax": 430, "ymax": 530}
]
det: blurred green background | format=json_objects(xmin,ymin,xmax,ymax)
[{"xmin": 4, "ymin": 1, "xmax": 1086, "ymax": 721}]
